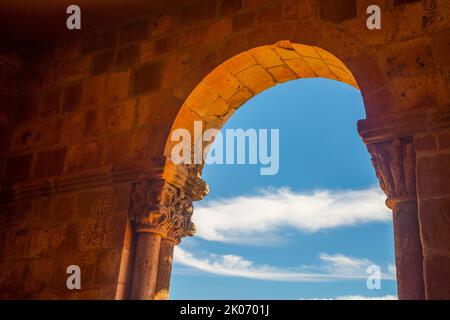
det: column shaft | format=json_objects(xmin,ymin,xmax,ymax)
[
  {"xmin": 392, "ymin": 200, "xmax": 425, "ymax": 300},
  {"xmin": 130, "ymin": 232, "xmax": 162, "ymax": 300},
  {"xmin": 154, "ymin": 238, "xmax": 176, "ymax": 300}
]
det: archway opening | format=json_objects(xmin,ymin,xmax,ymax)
[
  {"xmin": 169, "ymin": 77, "xmax": 396, "ymax": 299},
  {"xmin": 161, "ymin": 42, "xmax": 397, "ymax": 300}
]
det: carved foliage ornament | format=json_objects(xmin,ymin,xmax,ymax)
[
  {"xmin": 130, "ymin": 180, "xmax": 196, "ymax": 243},
  {"xmin": 368, "ymin": 138, "xmax": 416, "ymax": 201}
]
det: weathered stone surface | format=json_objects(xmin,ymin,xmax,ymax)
[
  {"xmin": 66, "ymin": 141, "xmax": 103, "ymax": 173},
  {"xmin": 414, "ymin": 135, "xmax": 437, "ymax": 152},
  {"xmin": 132, "ymin": 62, "xmax": 163, "ymax": 95},
  {"xmin": 417, "ymin": 154, "xmax": 450, "ymax": 198},
  {"xmin": 115, "ymin": 45, "xmax": 139, "ymax": 70},
  {"xmin": 419, "ymin": 198, "xmax": 450, "ymax": 249},
  {"xmin": 41, "ymin": 89, "xmax": 61, "ymax": 117},
  {"xmin": 105, "ymin": 100, "xmax": 136, "ymax": 133},
  {"xmin": 62, "ymin": 82, "xmax": 82, "ymax": 113},
  {"xmin": 34, "ymin": 147, "xmax": 67, "ymax": 179},
  {"xmin": 4, "ymin": 153, "xmax": 34, "ymax": 184},
  {"xmin": 1, "ymin": 0, "xmax": 450, "ymax": 301},
  {"xmin": 91, "ymin": 50, "xmax": 115, "ymax": 76},
  {"xmin": 82, "ymin": 74, "xmax": 107, "ymax": 106},
  {"xmin": 319, "ymin": 0, "xmax": 357, "ymax": 23},
  {"xmin": 54, "ymin": 57, "xmax": 91, "ymax": 84},
  {"xmin": 423, "ymin": 255, "xmax": 450, "ymax": 300}
]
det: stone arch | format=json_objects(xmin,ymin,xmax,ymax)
[
  {"xmin": 150, "ymin": 40, "xmax": 424, "ymax": 301},
  {"xmin": 164, "ymin": 41, "xmax": 359, "ymax": 171}
]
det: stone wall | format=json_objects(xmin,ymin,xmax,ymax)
[{"xmin": 0, "ymin": 0, "xmax": 449, "ymax": 299}]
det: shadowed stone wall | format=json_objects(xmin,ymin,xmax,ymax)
[{"xmin": 0, "ymin": 0, "xmax": 449, "ymax": 299}]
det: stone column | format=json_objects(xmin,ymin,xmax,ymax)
[
  {"xmin": 130, "ymin": 232, "xmax": 162, "ymax": 300},
  {"xmin": 128, "ymin": 176, "xmax": 207, "ymax": 300},
  {"xmin": 154, "ymin": 238, "xmax": 176, "ymax": 300},
  {"xmin": 368, "ymin": 138, "xmax": 425, "ymax": 300},
  {"xmin": 414, "ymin": 133, "xmax": 450, "ymax": 300}
]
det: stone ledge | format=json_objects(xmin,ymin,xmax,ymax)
[
  {"xmin": 0, "ymin": 161, "xmax": 165, "ymax": 204},
  {"xmin": 358, "ymin": 111, "xmax": 450, "ymax": 144}
]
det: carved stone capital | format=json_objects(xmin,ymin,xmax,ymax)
[
  {"xmin": 130, "ymin": 178, "xmax": 207, "ymax": 243},
  {"xmin": 368, "ymin": 138, "xmax": 416, "ymax": 207}
]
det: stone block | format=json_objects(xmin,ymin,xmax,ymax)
[
  {"xmin": 34, "ymin": 147, "xmax": 67, "ymax": 179},
  {"xmin": 223, "ymin": 52, "xmax": 257, "ymax": 74},
  {"xmin": 0, "ymin": 261, "xmax": 28, "ymax": 292},
  {"xmin": 269, "ymin": 22, "xmax": 295, "ymax": 43},
  {"xmin": 62, "ymin": 82, "xmax": 82, "ymax": 113},
  {"xmin": 394, "ymin": 0, "xmax": 421, "ymax": 6},
  {"xmin": 302, "ymin": 56, "xmax": 338, "ymax": 80},
  {"xmin": 74, "ymin": 184, "xmax": 131, "ymax": 220},
  {"xmin": 319, "ymin": 0, "xmax": 357, "ymax": 23},
  {"xmin": 233, "ymin": 12, "xmax": 255, "ymax": 32},
  {"xmin": 96, "ymin": 250, "xmax": 121, "ymax": 286},
  {"xmin": 234, "ymin": 64, "xmax": 275, "ymax": 95},
  {"xmin": 91, "ymin": 50, "xmax": 114, "ymax": 76},
  {"xmin": 115, "ymin": 44, "xmax": 139, "ymax": 70},
  {"xmin": 54, "ymin": 56, "xmax": 91, "ymax": 85},
  {"xmin": 284, "ymin": 0, "xmax": 314, "ymax": 20},
  {"xmin": 66, "ymin": 141, "xmax": 103, "ymax": 173},
  {"xmin": 378, "ymin": 37, "xmax": 435, "ymax": 78},
  {"xmin": 149, "ymin": 13, "xmax": 176, "ymax": 37},
  {"xmin": 104, "ymin": 132, "xmax": 132, "ymax": 166},
  {"xmin": 414, "ymin": 135, "xmax": 437, "ymax": 152},
  {"xmin": 105, "ymin": 99, "xmax": 136, "ymax": 133},
  {"xmin": 179, "ymin": 0, "xmax": 218, "ymax": 27},
  {"xmin": 4, "ymin": 153, "xmax": 33, "ymax": 184},
  {"xmin": 417, "ymin": 154, "xmax": 450, "ymax": 198},
  {"xmin": 220, "ymin": 0, "xmax": 242, "ymax": 16},
  {"xmin": 136, "ymin": 91, "xmax": 180, "ymax": 128},
  {"xmin": 78, "ymin": 214, "xmax": 127, "ymax": 251},
  {"xmin": 132, "ymin": 62, "xmax": 163, "ymax": 95},
  {"xmin": 15, "ymin": 93, "xmax": 41, "ymax": 124},
  {"xmin": 227, "ymin": 86, "xmax": 253, "ymax": 110},
  {"xmin": 267, "ymin": 65, "xmax": 297, "ymax": 83},
  {"xmin": 106, "ymin": 70, "xmax": 131, "ymax": 102},
  {"xmin": 81, "ymin": 29, "xmax": 116, "ymax": 54},
  {"xmin": 13, "ymin": 119, "xmax": 63, "ymax": 152},
  {"xmin": 419, "ymin": 198, "xmax": 450, "ymax": 249},
  {"xmin": 84, "ymin": 109, "xmax": 103, "ymax": 138},
  {"xmin": 248, "ymin": 46, "xmax": 284, "ymax": 69},
  {"xmin": 181, "ymin": 19, "xmax": 231, "ymax": 48},
  {"xmin": 220, "ymin": 33, "xmax": 248, "ymax": 65},
  {"xmin": 257, "ymin": 3, "xmax": 282, "ymax": 24},
  {"xmin": 41, "ymin": 89, "xmax": 61, "ymax": 117},
  {"xmin": 119, "ymin": 19, "xmax": 148, "ymax": 45},
  {"xmin": 203, "ymin": 66, "xmax": 244, "ymax": 101},
  {"xmin": 284, "ymin": 58, "xmax": 316, "ymax": 78},
  {"xmin": 247, "ymin": 26, "xmax": 270, "ymax": 48},
  {"xmin": 423, "ymin": 255, "xmax": 450, "ymax": 299},
  {"xmin": 82, "ymin": 74, "xmax": 107, "ymax": 107},
  {"xmin": 61, "ymin": 111, "xmax": 85, "ymax": 145},
  {"xmin": 438, "ymin": 132, "xmax": 450, "ymax": 150}
]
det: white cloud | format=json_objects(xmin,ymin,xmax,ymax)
[
  {"xmin": 173, "ymin": 247, "xmax": 396, "ymax": 282},
  {"xmin": 388, "ymin": 263, "xmax": 397, "ymax": 276},
  {"xmin": 193, "ymin": 187, "xmax": 390, "ymax": 244},
  {"xmin": 303, "ymin": 295, "xmax": 398, "ymax": 300},
  {"xmin": 335, "ymin": 295, "xmax": 397, "ymax": 300},
  {"xmin": 319, "ymin": 253, "xmax": 373, "ymax": 276}
]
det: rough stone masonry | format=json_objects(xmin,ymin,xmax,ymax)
[{"xmin": 0, "ymin": 0, "xmax": 449, "ymax": 300}]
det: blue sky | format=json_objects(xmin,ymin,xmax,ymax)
[{"xmin": 171, "ymin": 78, "xmax": 397, "ymax": 300}]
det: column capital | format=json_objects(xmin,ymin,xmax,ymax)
[
  {"xmin": 368, "ymin": 138, "xmax": 417, "ymax": 208},
  {"xmin": 130, "ymin": 177, "xmax": 207, "ymax": 244}
]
